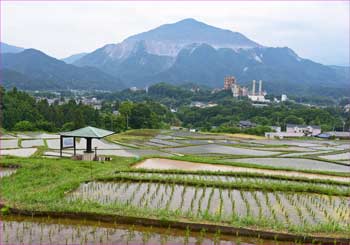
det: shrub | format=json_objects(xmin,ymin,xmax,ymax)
[
  {"xmin": 13, "ymin": 120, "xmax": 35, "ymax": 131},
  {"xmin": 36, "ymin": 120, "xmax": 56, "ymax": 132}
]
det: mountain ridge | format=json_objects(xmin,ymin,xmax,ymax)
[
  {"xmin": 0, "ymin": 42, "xmax": 25, "ymax": 54},
  {"xmin": 2, "ymin": 49, "xmax": 125, "ymax": 90}
]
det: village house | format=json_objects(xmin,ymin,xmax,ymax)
[{"xmin": 286, "ymin": 124, "xmax": 321, "ymax": 136}]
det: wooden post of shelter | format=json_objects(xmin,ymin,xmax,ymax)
[
  {"xmin": 73, "ymin": 136, "xmax": 76, "ymax": 156},
  {"xmin": 60, "ymin": 135, "xmax": 63, "ymax": 157}
]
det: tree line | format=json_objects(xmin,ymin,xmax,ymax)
[
  {"xmin": 0, "ymin": 87, "xmax": 175, "ymax": 132},
  {"xmin": 1, "ymin": 87, "xmax": 349, "ymax": 135}
]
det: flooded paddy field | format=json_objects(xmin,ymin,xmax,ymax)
[
  {"xmin": 135, "ymin": 158, "xmax": 350, "ymax": 182},
  {"xmin": 68, "ymin": 180, "xmax": 350, "ymax": 230},
  {"xmin": 0, "ymin": 139, "xmax": 18, "ymax": 149},
  {"xmin": 0, "ymin": 148, "xmax": 37, "ymax": 157},
  {"xmin": 166, "ymin": 144, "xmax": 280, "ymax": 156},
  {"xmin": 280, "ymin": 151, "xmax": 334, "ymax": 157},
  {"xmin": 223, "ymin": 158, "xmax": 350, "ymax": 172},
  {"xmin": 21, "ymin": 139, "xmax": 44, "ymax": 148},
  {"xmin": 320, "ymin": 152, "xmax": 350, "ymax": 161},
  {"xmin": 1, "ymin": 215, "xmax": 298, "ymax": 245}
]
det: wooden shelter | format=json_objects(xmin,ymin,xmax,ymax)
[{"xmin": 59, "ymin": 126, "xmax": 114, "ymax": 157}]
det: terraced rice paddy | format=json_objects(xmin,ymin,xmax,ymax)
[
  {"xmin": 68, "ymin": 180, "xmax": 350, "ymax": 232},
  {"xmin": 0, "ymin": 215, "xmax": 295, "ymax": 245},
  {"xmin": 0, "ymin": 139, "xmax": 18, "ymax": 149},
  {"xmin": 0, "ymin": 148, "xmax": 37, "ymax": 157},
  {"xmin": 21, "ymin": 139, "xmax": 44, "ymax": 148},
  {"xmin": 167, "ymin": 144, "xmax": 280, "ymax": 156},
  {"xmin": 320, "ymin": 152, "xmax": 350, "ymax": 161},
  {"xmin": 225, "ymin": 158, "xmax": 350, "ymax": 172}
]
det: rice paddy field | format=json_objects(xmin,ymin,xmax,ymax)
[
  {"xmin": 1, "ymin": 129, "xmax": 350, "ymax": 244},
  {"xmin": 68, "ymin": 181, "xmax": 349, "ymax": 229},
  {"xmin": 1, "ymin": 215, "xmax": 298, "ymax": 245}
]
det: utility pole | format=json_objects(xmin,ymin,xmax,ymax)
[{"xmin": 126, "ymin": 114, "xmax": 129, "ymax": 130}]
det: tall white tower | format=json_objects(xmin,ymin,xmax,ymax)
[
  {"xmin": 258, "ymin": 80, "xmax": 262, "ymax": 95},
  {"xmin": 252, "ymin": 80, "xmax": 256, "ymax": 95}
]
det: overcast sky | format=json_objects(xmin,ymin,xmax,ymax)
[{"xmin": 1, "ymin": 1, "xmax": 349, "ymax": 65}]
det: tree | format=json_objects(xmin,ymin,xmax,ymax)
[
  {"xmin": 285, "ymin": 115, "xmax": 304, "ymax": 125},
  {"xmin": 129, "ymin": 103, "xmax": 159, "ymax": 129},
  {"xmin": 61, "ymin": 122, "xmax": 74, "ymax": 131},
  {"xmin": 73, "ymin": 110, "xmax": 85, "ymax": 129},
  {"xmin": 119, "ymin": 101, "xmax": 134, "ymax": 129}
]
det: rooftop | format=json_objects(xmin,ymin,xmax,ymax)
[
  {"xmin": 60, "ymin": 126, "xmax": 114, "ymax": 138},
  {"xmin": 286, "ymin": 124, "xmax": 321, "ymax": 129}
]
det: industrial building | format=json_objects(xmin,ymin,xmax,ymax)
[
  {"xmin": 222, "ymin": 77, "xmax": 270, "ymax": 102},
  {"xmin": 247, "ymin": 80, "xmax": 270, "ymax": 103},
  {"xmin": 223, "ymin": 76, "xmax": 249, "ymax": 97},
  {"xmin": 224, "ymin": 76, "xmax": 236, "ymax": 90}
]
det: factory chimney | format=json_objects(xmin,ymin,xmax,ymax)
[
  {"xmin": 258, "ymin": 80, "xmax": 262, "ymax": 95},
  {"xmin": 252, "ymin": 80, "xmax": 256, "ymax": 95}
]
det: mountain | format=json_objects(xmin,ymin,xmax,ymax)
[
  {"xmin": 76, "ymin": 18, "xmax": 259, "ymax": 65},
  {"xmin": 73, "ymin": 18, "xmax": 260, "ymax": 83},
  {"xmin": 1, "ymin": 49, "xmax": 125, "ymax": 90},
  {"xmin": 62, "ymin": 52, "xmax": 87, "ymax": 64},
  {"xmin": 73, "ymin": 18, "xmax": 349, "ymax": 96},
  {"xmin": 1, "ymin": 42, "xmax": 25, "ymax": 53}
]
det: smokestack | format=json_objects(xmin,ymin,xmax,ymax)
[
  {"xmin": 252, "ymin": 80, "xmax": 256, "ymax": 95},
  {"xmin": 259, "ymin": 80, "xmax": 262, "ymax": 95}
]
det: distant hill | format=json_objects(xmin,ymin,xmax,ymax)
[
  {"xmin": 0, "ymin": 42, "xmax": 25, "ymax": 53},
  {"xmin": 61, "ymin": 52, "xmax": 87, "ymax": 64},
  {"xmin": 73, "ymin": 18, "xmax": 349, "ymax": 96},
  {"xmin": 2, "ymin": 49, "xmax": 125, "ymax": 90}
]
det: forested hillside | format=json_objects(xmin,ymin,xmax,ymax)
[{"xmin": 1, "ymin": 86, "xmax": 349, "ymax": 134}]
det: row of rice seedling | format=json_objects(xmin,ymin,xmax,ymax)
[
  {"xmin": 114, "ymin": 172, "xmax": 350, "ymax": 192},
  {"xmin": 67, "ymin": 181, "xmax": 350, "ymax": 232},
  {"xmin": 118, "ymin": 169, "xmax": 350, "ymax": 186},
  {"xmin": 101, "ymin": 174, "xmax": 349, "ymax": 196}
]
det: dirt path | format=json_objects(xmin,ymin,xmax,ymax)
[{"xmin": 134, "ymin": 158, "xmax": 350, "ymax": 183}]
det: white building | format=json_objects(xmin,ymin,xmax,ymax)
[
  {"xmin": 286, "ymin": 124, "xmax": 321, "ymax": 136},
  {"xmin": 265, "ymin": 124, "xmax": 321, "ymax": 139},
  {"xmin": 281, "ymin": 94, "xmax": 288, "ymax": 102},
  {"xmin": 265, "ymin": 132, "xmax": 304, "ymax": 139},
  {"xmin": 344, "ymin": 104, "xmax": 350, "ymax": 113}
]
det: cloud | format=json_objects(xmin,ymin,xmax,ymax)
[{"xmin": 1, "ymin": 1, "xmax": 349, "ymax": 65}]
